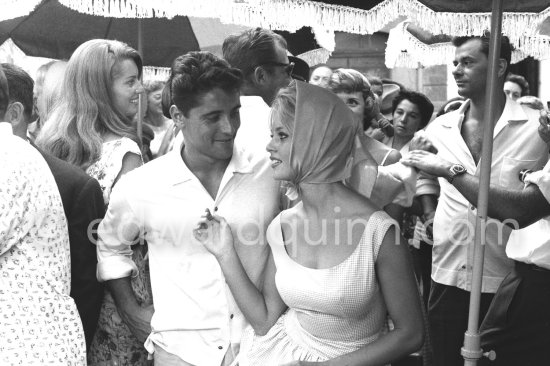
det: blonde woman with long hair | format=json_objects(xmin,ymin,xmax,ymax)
[{"xmin": 37, "ymin": 39, "xmax": 153, "ymax": 365}]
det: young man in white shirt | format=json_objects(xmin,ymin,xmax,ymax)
[{"xmin": 96, "ymin": 51, "xmax": 281, "ymax": 366}]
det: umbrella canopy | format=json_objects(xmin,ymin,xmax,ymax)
[{"xmin": 0, "ymin": 0, "xmax": 247, "ymax": 67}]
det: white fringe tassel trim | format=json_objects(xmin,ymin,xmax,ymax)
[
  {"xmin": 216, "ymin": 0, "xmax": 550, "ymax": 40},
  {"xmin": 386, "ymin": 22, "xmax": 547, "ymax": 69},
  {"xmin": 59, "ymin": 0, "xmax": 235, "ymax": 19},
  {"xmin": 143, "ymin": 66, "xmax": 171, "ymax": 81},
  {"xmin": 59, "ymin": 0, "xmax": 163, "ymax": 18},
  {"xmin": 215, "ymin": 0, "xmax": 550, "ymax": 61},
  {"xmin": 6, "ymin": 0, "xmax": 550, "ymax": 44},
  {"xmin": 297, "ymin": 48, "xmax": 331, "ymax": 66},
  {"xmin": 3, "ymin": 0, "xmax": 550, "ymax": 67}
]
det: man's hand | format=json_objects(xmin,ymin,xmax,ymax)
[
  {"xmin": 401, "ymin": 150, "xmax": 453, "ymax": 177},
  {"xmin": 538, "ymin": 110, "xmax": 550, "ymax": 145},
  {"xmin": 409, "ymin": 131, "xmax": 438, "ymax": 154},
  {"xmin": 122, "ymin": 303, "xmax": 154, "ymax": 343}
]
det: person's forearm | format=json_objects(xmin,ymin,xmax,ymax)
[
  {"xmin": 402, "ymin": 150, "xmax": 549, "ymax": 227},
  {"xmin": 419, "ymin": 194, "xmax": 437, "ymax": 216},
  {"xmin": 107, "ymin": 277, "xmax": 140, "ymax": 316},
  {"xmin": 106, "ymin": 276, "xmax": 153, "ymax": 342},
  {"xmin": 217, "ymin": 251, "xmax": 280, "ymax": 335},
  {"xmin": 406, "ymin": 197, "xmax": 424, "ymax": 217},
  {"xmin": 452, "ymin": 174, "xmax": 549, "ymax": 227},
  {"xmin": 324, "ymin": 323, "xmax": 423, "ymax": 366},
  {"xmin": 384, "ymin": 203, "xmax": 404, "ymax": 223}
]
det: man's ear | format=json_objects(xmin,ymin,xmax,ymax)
[
  {"xmin": 170, "ymin": 104, "xmax": 185, "ymax": 129},
  {"xmin": 497, "ymin": 59, "xmax": 508, "ymax": 79},
  {"xmin": 6, "ymin": 101, "xmax": 25, "ymax": 124},
  {"xmin": 252, "ymin": 66, "xmax": 269, "ymax": 85}
]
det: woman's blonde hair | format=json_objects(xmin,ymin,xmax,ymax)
[
  {"xmin": 270, "ymin": 81, "xmax": 297, "ymax": 134},
  {"xmin": 37, "ymin": 39, "xmax": 142, "ymax": 170}
]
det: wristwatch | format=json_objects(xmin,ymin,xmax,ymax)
[{"xmin": 446, "ymin": 163, "xmax": 467, "ymax": 183}]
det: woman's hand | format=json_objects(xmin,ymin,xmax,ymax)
[{"xmin": 193, "ymin": 209, "xmax": 235, "ymax": 260}]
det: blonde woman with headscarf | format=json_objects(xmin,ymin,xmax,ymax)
[{"xmin": 194, "ymin": 82, "xmax": 423, "ymax": 365}]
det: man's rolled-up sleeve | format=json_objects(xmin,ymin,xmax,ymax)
[
  {"xmin": 383, "ymin": 163, "xmax": 418, "ymax": 207},
  {"xmin": 416, "ymin": 170, "xmax": 440, "ymax": 197},
  {"xmin": 367, "ymin": 163, "xmax": 417, "ymax": 208},
  {"xmin": 96, "ymin": 179, "xmax": 141, "ymax": 282}
]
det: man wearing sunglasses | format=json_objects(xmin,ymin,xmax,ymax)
[{"xmin": 223, "ymin": 28, "xmax": 293, "ymax": 157}]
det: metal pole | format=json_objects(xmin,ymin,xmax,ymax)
[
  {"xmin": 461, "ymin": 0, "xmax": 504, "ymax": 365},
  {"xmin": 137, "ymin": 19, "xmax": 143, "ymax": 144}
]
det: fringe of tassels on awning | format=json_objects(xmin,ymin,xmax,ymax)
[
  {"xmin": 59, "ymin": 0, "xmax": 550, "ymax": 58},
  {"xmin": 385, "ymin": 22, "xmax": 542, "ymax": 69},
  {"xmin": 297, "ymin": 48, "xmax": 331, "ymax": 66},
  {"xmin": 143, "ymin": 66, "xmax": 170, "ymax": 81},
  {"xmin": 2, "ymin": 0, "xmax": 550, "ymax": 68},
  {"xmin": 5, "ymin": 0, "xmax": 550, "ymax": 36}
]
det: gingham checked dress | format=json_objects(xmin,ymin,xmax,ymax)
[{"xmin": 239, "ymin": 210, "xmax": 395, "ymax": 365}]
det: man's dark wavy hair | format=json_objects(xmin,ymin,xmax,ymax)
[
  {"xmin": 452, "ymin": 32, "xmax": 512, "ymax": 75},
  {"xmin": 162, "ymin": 51, "xmax": 243, "ymax": 118}
]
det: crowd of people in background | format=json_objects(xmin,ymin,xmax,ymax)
[{"xmin": 1, "ymin": 25, "xmax": 550, "ymax": 366}]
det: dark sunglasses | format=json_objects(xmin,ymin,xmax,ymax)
[{"xmin": 256, "ymin": 61, "xmax": 295, "ymax": 77}]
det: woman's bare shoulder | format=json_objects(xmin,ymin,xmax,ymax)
[{"xmin": 340, "ymin": 186, "xmax": 381, "ymax": 217}]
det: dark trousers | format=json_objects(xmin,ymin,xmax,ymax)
[
  {"xmin": 428, "ymin": 281, "xmax": 494, "ymax": 366},
  {"xmin": 479, "ymin": 262, "xmax": 550, "ymax": 366}
]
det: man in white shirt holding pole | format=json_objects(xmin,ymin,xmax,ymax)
[
  {"xmin": 402, "ymin": 95, "xmax": 550, "ymax": 366},
  {"xmin": 401, "ymin": 34, "xmax": 548, "ymax": 366}
]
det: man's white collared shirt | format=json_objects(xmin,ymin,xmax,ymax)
[
  {"xmin": 422, "ymin": 98, "xmax": 548, "ymax": 292},
  {"xmin": 235, "ymin": 96, "xmax": 271, "ymax": 159},
  {"xmin": 96, "ymin": 145, "xmax": 280, "ymax": 366}
]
